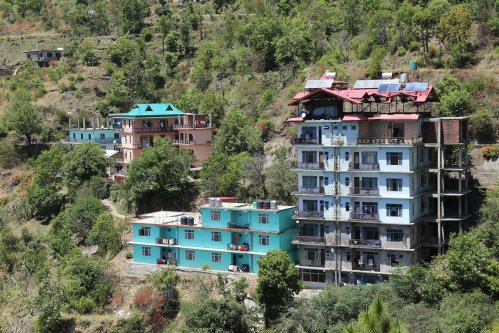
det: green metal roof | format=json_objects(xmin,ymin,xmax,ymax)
[{"xmin": 118, "ymin": 103, "xmax": 185, "ymax": 118}]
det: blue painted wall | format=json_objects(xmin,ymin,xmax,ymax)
[{"xmin": 69, "ymin": 128, "xmax": 120, "ymax": 143}]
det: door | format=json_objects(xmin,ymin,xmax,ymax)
[
  {"xmin": 353, "ymin": 177, "xmax": 360, "ymax": 194},
  {"xmin": 353, "ymin": 152, "xmax": 360, "ymax": 169}
]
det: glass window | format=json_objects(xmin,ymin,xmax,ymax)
[
  {"xmin": 345, "ymin": 202, "xmax": 350, "ymax": 212},
  {"xmin": 100, "ymin": 133, "xmax": 105, "ymax": 139},
  {"xmin": 186, "ymin": 250, "xmax": 195, "ymax": 260},
  {"xmin": 387, "ymin": 229, "xmax": 404, "ymax": 242},
  {"xmin": 72, "ymin": 133, "xmax": 75, "ymax": 139},
  {"xmin": 258, "ymin": 214, "xmax": 269, "ymax": 224},
  {"xmin": 345, "ymin": 152, "xmax": 350, "ymax": 161},
  {"xmin": 342, "ymin": 125, "xmax": 347, "ymax": 130},
  {"xmin": 302, "ymin": 176, "xmax": 317, "ymax": 188},
  {"xmin": 386, "ymin": 179, "xmax": 403, "ymax": 191},
  {"xmin": 185, "ymin": 230, "xmax": 195, "ymax": 240},
  {"xmin": 211, "ymin": 252, "xmax": 222, "ymax": 263},
  {"xmin": 345, "ymin": 177, "xmax": 350, "ymax": 186},
  {"xmin": 386, "ymin": 204, "xmax": 403, "ymax": 217},
  {"xmin": 142, "ymin": 247, "xmax": 151, "ymax": 256},
  {"xmin": 138, "ymin": 227, "xmax": 150, "ymax": 236},
  {"xmin": 80, "ymin": 133, "xmax": 83, "ymax": 139},
  {"xmin": 361, "ymin": 152, "xmax": 378, "ymax": 164},
  {"xmin": 387, "ymin": 254, "xmax": 403, "ymax": 266},
  {"xmin": 88, "ymin": 134, "xmax": 92, "ymax": 140},
  {"xmin": 346, "ymin": 251, "xmax": 351, "ymax": 261},
  {"xmin": 211, "ymin": 232, "xmax": 221, "ymax": 242},
  {"xmin": 350, "ymin": 125, "xmax": 357, "ymax": 130},
  {"xmin": 301, "ymin": 269, "xmax": 326, "ymax": 283},
  {"xmin": 386, "ymin": 152, "xmax": 403, "ymax": 165},
  {"xmin": 258, "ymin": 235, "xmax": 270, "ymax": 246},
  {"xmin": 210, "ymin": 211, "xmax": 221, "ymax": 221},
  {"xmin": 361, "ymin": 177, "xmax": 378, "ymax": 189}
]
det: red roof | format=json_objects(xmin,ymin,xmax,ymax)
[
  {"xmin": 369, "ymin": 114, "xmax": 420, "ymax": 121},
  {"xmin": 286, "ymin": 116, "xmax": 304, "ymax": 122},
  {"xmin": 292, "ymin": 92, "xmax": 308, "ymax": 100},
  {"xmin": 288, "ymin": 88, "xmax": 361, "ymax": 106},
  {"xmin": 343, "ymin": 114, "xmax": 367, "ymax": 122}
]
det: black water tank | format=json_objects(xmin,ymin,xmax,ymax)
[
  {"xmin": 188, "ymin": 217, "xmax": 195, "ymax": 225},
  {"xmin": 257, "ymin": 200, "xmax": 264, "ymax": 209},
  {"xmin": 180, "ymin": 216, "xmax": 188, "ymax": 225},
  {"xmin": 263, "ymin": 200, "xmax": 271, "ymax": 209}
]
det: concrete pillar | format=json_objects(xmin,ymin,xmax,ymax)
[
  {"xmin": 97, "ymin": 117, "xmax": 101, "ymax": 129},
  {"xmin": 106, "ymin": 117, "xmax": 110, "ymax": 128},
  {"xmin": 83, "ymin": 118, "xmax": 86, "ymax": 129},
  {"xmin": 68, "ymin": 117, "xmax": 72, "ymax": 129},
  {"xmin": 77, "ymin": 118, "xmax": 80, "ymax": 129},
  {"xmin": 91, "ymin": 118, "xmax": 95, "ymax": 129},
  {"xmin": 458, "ymin": 146, "xmax": 462, "ymax": 168},
  {"xmin": 458, "ymin": 197, "xmax": 462, "ymax": 216}
]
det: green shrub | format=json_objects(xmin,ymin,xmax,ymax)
[
  {"xmin": 125, "ymin": 251, "xmax": 133, "ymax": 259},
  {"xmin": 470, "ymin": 109, "xmax": 497, "ymax": 143},
  {"xmin": 409, "ymin": 41, "xmax": 420, "ymax": 52},
  {"xmin": 396, "ymin": 46, "xmax": 406, "ymax": 57}
]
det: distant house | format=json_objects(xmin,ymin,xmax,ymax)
[
  {"xmin": 23, "ymin": 48, "xmax": 63, "ymax": 67},
  {"xmin": 68, "ymin": 117, "xmax": 121, "ymax": 151}
]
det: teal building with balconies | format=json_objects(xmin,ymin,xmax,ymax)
[{"xmin": 129, "ymin": 202, "xmax": 298, "ymax": 273}]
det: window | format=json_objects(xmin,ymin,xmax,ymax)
[
  {"xmin": 386, "ymin": 204, "xmax": 403, "ymax": 217},
  {"xmin": 361, "ymin": 177, "xmax": 378, "ymax": 189},
  {"xmin": 333, "ymin": 125, "xmax": 338, "ymax": 130},
  {"xmin": 301, "ymin": 269, "xmax": 326, "ymax": 283},
  {"xmin": 138, "ymin": 227, "xmax": 151, "ymax": 236},
  {"xmin": 258, "ymin": 214, "xmax": 269, "ymax": 224},
  {"xmin": 361, "ymin": 152, "xmax": 378, "ymax": 164},
  {"xmin": 210, "ymin": 211, "xmax": 221, "ymax": 221},
  {"xmin": 345, "ymin": 152, "xmax": 350, "ymax": 161},
  {"xmin": 211, "ymin": 232, "xmax": 221, "ymax": 242},
  {"xmin": 345, "ymin": 226, "xmax": 351, "ymax": 235},
  {"xmin": 88, "ymin": 134, "xmax": 92, "ymax": 140},
  {"xmin": 350, "ymin": 125, "xmax": 357, "ymax": 130},
  {"xmin": 346, "ymin": 251, "xmax": 351, "ymax": 261},
  {"xmin": 386, "ymin": 152, "xmax": 402, "ymax": 165},
  {"xmin": 345, "ymin": 177, "xmax": 350, "ymax": 186},
  {"xmin": 304, "ymin": 248, "xmax": 319, "ymax": 261},
  {"xmin": 258, "ymin": 235, "xmax": 269, "ymax": 246},
  {"xmin": 211, "ymin": 252, "xmax": 222, "ymax": 263},
  {"xmin": 345, "ymin": 202, "xmax": 350, "ymax": 212},
  {"xmin": 387, "ymin": 254, "xmax": 403, "ymax": 267},
  {"xmin": 342, "ymin": 125, "xmax": 347, "ymax": 130},
  {"xmin": 302, "ymin": 176, "xmax": 317, "ymax": 188},
  {"xmin": 420, "ymin": 173, "xmax": 427, "ymax": 187},
  {"xmin": 80, "ymin": 133, "xmax": 83, "ymax": 139},
  {"xmin": 100, "ymin": 133, "xmax": 105, "ymax": 139},
  {"xmin": 142, "ymin": 247, "xmax": 151, "ymax": 256},
  {"xmin": 186, "ymin": 250, "xmax": 195, "ymax": 260},
  {"xmin": 420, "ymin": 198, "xmax": 427, "ymax": 213},
  {"xmin": 387, "ymin": 229, "xmax": 404, "ymax": 242},
  {"xmin": 47, "ymin": 52, "xmax": 52, "ymax": 57},
  {"xmin": 185, "ymin": 230, "xmax": 195, "ymax": 240},
  {"xmin": 386, "ymin": 179, "xmax": 403, "ymax": 191},
  {"xmin": 72, "ymin": 133, "xmax": 75, "ymax": 139}
]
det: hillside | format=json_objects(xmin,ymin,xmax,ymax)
[{"xmin": 0, "ymin": 0, "xmax": 498, "ymax": 332}]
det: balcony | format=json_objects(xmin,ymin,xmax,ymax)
[
  {"xmin": 357, "ymin": 136, "xmax": 422, "ymax": 145},
  {"xmin": 349, "ymin": 162, "xmax": 380, "ymax": 170},
  {"xmin": 156, "ymin": 238, "xmax": 177, "ymax": 245},
  {"xmin": 349, "ymin": 239, "xmax": 381, "ymax": 248},
  {"xmin": 134, "ymin": 126, "xmax": 173, "ymax": 133},
  {"xmin": 227, "ymin": 222, "xmax": 250, "ymax": 229},
  {"xmin": 290, "ymin": 137, "xmax": 320, "ymax": 145},
  {"xmin": 349, "ymin": 187, "xmax": 379, "ymax": 196},
  {"xmin": 291, "ymin": 162, "xmax": 325, "ymax": 170},
  {"xmin": 352, "ymin": 262, "xmax": 380, "ymax": 272},
  {"xmin": 293, "ymin": 186, "xmax": 325, "ymax": 195},
  {"xmin": 300, "ymin": 259, "xmax": 324, "ymax": 267},
  {"xmin": 293, "ymin": 235, "xmax": 325, "ymax": 244},
  {"xmin": 173, "ymin": 123, "xmax": 214, "ymax": 129},
  {"xmin": 172, "ymin": 139, "xmax": 196, "ymax": 145},
  {"xmin": 227, "ymin": 243, "xmax": 250, "ymax": 251},
  {"xmin": 350, "ymin": 212, "xmax": 380, "ymax": 221},
  {"xmin": 294, "ymin": 210, "xmax": 324, "ymax": 218}
]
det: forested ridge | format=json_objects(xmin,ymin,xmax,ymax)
[{"xmin": 0, "ymin": 0, "xmax": 498, "ymax": 332}]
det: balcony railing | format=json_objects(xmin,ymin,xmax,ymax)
[
  {"xmin": 290, "ymin": 137, "xmax": 320, "ymax": 145},
  {"xmin": 173, "ymin": 123, "xmax": 214, "ymax": 129},
  {"xmin": 134, "ymin": 126, "xmax": 173, "ymax": 133},
  {"xmin": 350, "ymin": 212, "xmax": 379, "ymax": 221},
  {"xmin": 293, "ymin": 235, "xmax": 325, "ymax": 244},
  {"xmin": 357, "ymin": 136, "xmax": 422, "ymax": 145},
  {"xmin": 352, "ymin": 262, "xmax": 380, "ymax": 271},
  {"xmin": 227, "ymin": 222, "xmax": 250, "ymax": 229},
  {"xmin": 294, "ymin": 210, "xmax": 324, "ymax": 218},
  {"xmin": 349, "ymin": 162, "xmax": 380, "ymax": 170},
  {"xmin": 300, "ymin": 259, "xmax": 324, "ymax": 267},
  {"xmin": 291, "ymin": 162, "xmax": 325, "ymax": 170},
  {"xmin": 349, "ymin": 187, "xmax": 379, "ymax": 196},
  {"xmin": 227, "ymin": 243, "xmax": 249, "ymax": 251},
  {"xmin": 156, "ymin": 238, "xmax": 177, "ymax": 245},
  {"xmin": 294, "ymin": 186, "xmax": 324, "ymax": 194},
  {"xmin": 349, "ymin": 239, "xmax": 382, "ymax": 248},
  {"xmin": 172, "ymin": 139, "xmax": 196, "ymax": 145}
]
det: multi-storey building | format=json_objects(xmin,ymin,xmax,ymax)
[
  {"xmin": 111, "ymin": 103, "xmax": 215, "ymax": 182},
  {"xmin": 288, "ymin": 73, "xmax": 470, "ymax": 288},
  {"xmin": 129, "ymin": 201, "xmax": 298, "ymax": 273},
  {"xmin": 68, "ymin": 117, "xmax": 121, "ymax": 150}
]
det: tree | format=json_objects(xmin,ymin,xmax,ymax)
[
  {"xmin": 123, "ymin": 138, "xmax": 194, "ymax": 213},
  {"xmin": 34, "ymin": 280, "xmax": 64, "ymax": 333},
  {"xmin": 4, "ymin": 89, "xmax": 42, "ymax": 145},
  {"xmin": 199, "ymin": 90, "xmax": 226, "ymax": 127},
  {"xmin": 62, "ymin": 195, "xmax": 106, "ymax": 243},
  {"xmin": 77, "ymin": 37, "xmax": 99, "ymax": 66},
  {"xmin": 158, "ymin": 15, "xmax": 172, "ymax": 55},
  {"xmin": 62, "ymin": 142, "xmax": 108, "ymax": 190},
  {"xmin": 256, "ymin": 250, "xmax": 302, "ymax": 326},
  {"xmin": 437, "ymin": 5, "xmax": 472, "ymax": 47},
  {"xmin": 16, "ymin": 0, "xmax": 44, "ymax": 17},
  {"xmin": 213, "ymin": 109, "xmax": 263, "ymax": 156},
  {"xmin": 87, "ymin": 212, "xmax": 122, "ymax": 257},
  {"xmin": 118, "ymin": 0, "xmax": 149, "ymax": 34},
  {"xmin": 264, "ymin": 147, "xmax": 297, "ymax": 205},
  {"xmin": 438, "ymin": 90, "xmax": 474, "ymax": 116},
  {"xmin": 27, "ymin": 184, "xmax": 64, "ymax": 221},
  {"xmin": 344, "ymin": 297, "xmax": 406, "ymax": 333},
  {"xmin": 33, "ymin": 144, "xmax": 69, "ymax": 186},
  {"xmin": 151, "ymin": 268, "xmax": 180, "ymax": 320},
  {"xmin": 186, "ymin": 299, "xmax": 249, "ymax": 333},
  {"xmin": 390, "ymin": 264, "xmax": 444, "ymax": 305},
  {"xmin": 470, "ymin": 109, "xmax": 497, "ymax": 143}
]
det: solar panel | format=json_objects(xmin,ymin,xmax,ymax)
[
  {"xmin": 403, "ymin": 83, "xmax": 418, "ymax": 92},
  {"xmin": 378, "ymin": 84, "xmax": 390, "ymax": 92},
  {"xmin": 387, "ymin": 84, "xmax": 401, "ymax": 92},
  {"xmin": 305, "ymin": 79, "xmax": 334, "ymax": 89},
  {"xmin": 415, "ymin": 83, "xmax": 428, "ymax": 91},
  {"xmin": 354, "ymin": 79, "xmax": 400, "ymax": 89}
]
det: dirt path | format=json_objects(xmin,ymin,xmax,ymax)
[{"xmin": 102, "ymin": 199, "xmax": 128, "ymax": 220}]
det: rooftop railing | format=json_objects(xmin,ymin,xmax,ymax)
[
  {"xmin": 290, "ymin": 137, "xmax": 321, "ymax": 145},
  {"xmin": 294, "ymin": 186, "xmax": 325, "ymax": 194},
  {"xmin": 172, "ymin": 139, "xmax": 196, "ymax": 145},
  {"xmin": 227, "ymin": 222, "xmax": 250, "ymax": 229}
]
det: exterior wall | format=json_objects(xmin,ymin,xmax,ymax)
[{"xmin": 69, "ymin": 129, "xmax": 118, "ymax": 144}]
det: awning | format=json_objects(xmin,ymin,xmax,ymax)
[
  {"xmin": 343, "ymin": 114, "xmax": 367, "ymax": 122},
  {"xmin": 369, "ymin": 114, "xmax": 420, "ymax": 121}
]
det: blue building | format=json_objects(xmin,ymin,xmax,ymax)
[
  {"xmin": 68, "ymin": 117, "xmax": 121, "ymax": 150},
  {"xmin": 129, "ymin": 202, "xmax": 298, "ymax": 273}
]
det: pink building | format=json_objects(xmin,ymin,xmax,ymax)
[{"xmin": 112, "ymin": 103, "xmax": 215, "ymax": 182}]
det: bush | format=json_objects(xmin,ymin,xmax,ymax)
[
  {"xmin": 27, "ymin": 184, "xmax": 64, "ymax": 220},
  {"xmin": 87, "ymin": 212, "xmax": 122, "ymax": 257},
  {"xmin": 396, "ymin": 46, "xmax": 406, "ymax": 56},
  {"xmin": 449, "ymin": 42, "xmax": 475, "ymax": 68},
  {"xmin": 123, "ymin": 312, "xmax": 146, "ymax": 333},
  {"xmin": 481, "ymin": 145, "xmax": 499, "ymax": 159},
  {"xmin": 470, "ymin": 109, "xmax": 497, "ymax": 143},
  {"xmin": 409, "ymin": 41, "xmax": 420, "ymax": 52},
  {"xmin": 125, "ymin": 251, "xmax": 133, "ymax": 259},
  {"xmin": 186, "ymin": 299, "xmax": 249, "ymax": 333}
]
